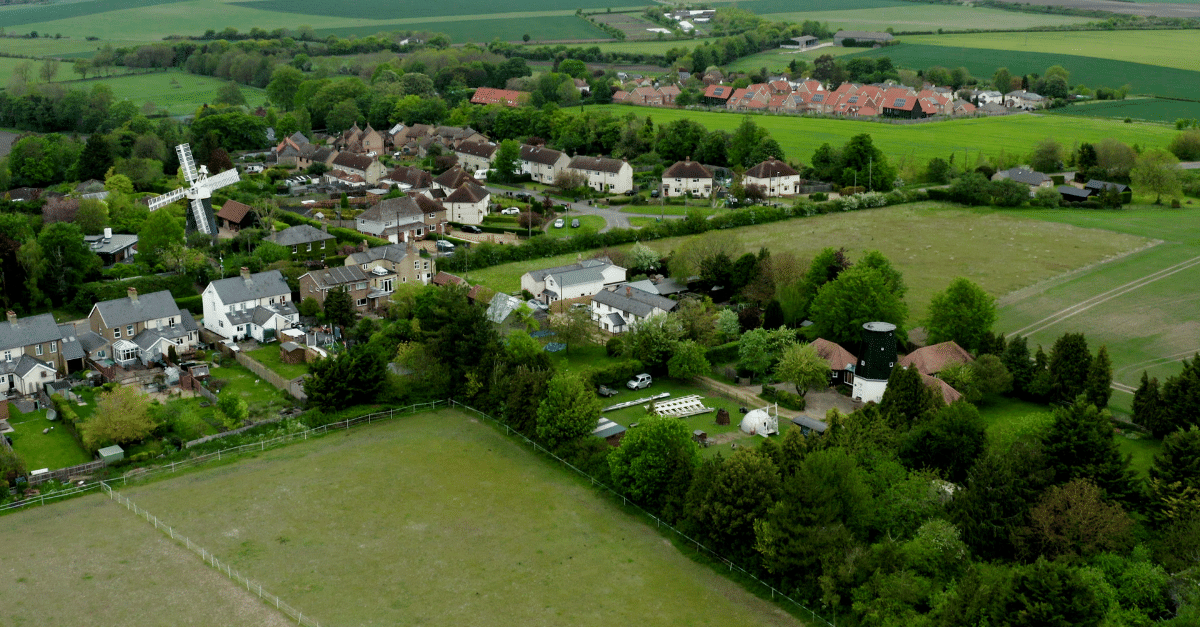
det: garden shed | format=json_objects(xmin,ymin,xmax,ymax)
[{"xmin": 98, "ymin": 445, "xmax": 124, "ymax": 464}]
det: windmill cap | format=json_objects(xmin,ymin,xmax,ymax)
[{"xmin": 863, "ymin": 321, "xmax": 896, "ymax": 332}]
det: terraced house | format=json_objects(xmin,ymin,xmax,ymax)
[
  {"xmin": 269, "ymin": 224, "xmax": 335, "ymax": 261},
  {"xmin": 0, "ymin": 311, "xmax": 64, "ymax": 395},
  {"xmin": 520, "ymin": 144, "xmax": 569, "ymax": 184},
  {"xmin": 565, "ymin": 156, "xmax": 633, "ymax": 194},
  {"xmin": 300, "ymin": 265, "xmax": 396, "ymax": 314},
  {"xmin": 88, "ymin": 288, "xmax": 199, "ymax": 367},
  {"xmin": 453, "ymin": 140, "xmax": 498, "ymax": 172},
  {"xmin": 356, "ymin": 194, "xmax": 447, "ymax": 244},
  {"xmin": 346, "ymin": 241, "xmax": 433, "ymax": 286},
  {"xmin": 662, "ymin": 158, "xmax": 714, "ymax": 197}
]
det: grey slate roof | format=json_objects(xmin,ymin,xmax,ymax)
[
  {"xmin": 998, "ymin": 168, "xmax": 1050, "ymax": 186},
  {"xmin": 307, "ymin": 265, "xmax": 368, "ymax": 288},
  {"xmin": 1085, "ymin": 180, "xmax": 1129, "ymax": 193},
  {"xmin": 592, "ymin": 285, "xmax": 678, "ymax": 318},
  {"xmin": 607, "ymin": 312, "xmax": 626, "ymax": 327},
  {"xmin": 347, "ymin": 244, "xmax": 411, "ymax": 266},
  {"xmin": 0, "ymin": 354, "xmax": 54, "ymax": 377},
  {"xmin": 58, "ymin": 327, "xmax": 85, "ymax": 361},
  {"xmin": 551, "ymin": 266, "xmax": 606, "ymax": 288},
  {"xmin": 567, "ymin": 156, "xmax": 626, "ymax": 174},
  {"xmin": 1059, "ymin": 185, "xmax": 1091, "ymax": 201},
  {"xmin": 526, "ymin": 257, "xmax": 611, "ymax": 283},
  {"xmin": 93, "ymin": 290, "xmax": 181, "ymax": 328},
  {"xmin": 209, "ymin": 270, "xmax": 291, "ymax": 305},
  {"xmin": 0, "ymin": 313, "xmax": 62, "ymax": 352},
  {"xmin": 85, "ymin": 233, "xmax": 138, "ymax": 255},
  {"xmin": 592, "ymin": 417, "xmax": 627, "ymax": 439},
  {"xmin": 834, "ymin": 30, "xmax": 894, "ymax": 41},
  {"xmin": 520, "ymin": 144, "xmax": 564, "ymax": 166},
  {"xmin": 132, "ymin": 328, "xmax": 168, "ymax": 351},
  {"xmin": 271, "ymin": 224, "xmax": 335, "ymax": 247},
  {"xmin": 624, "ymin": 277, "xmax": 686, "ymax": 296},
  {"xmin": 77, "ymin": 329, "xmax": 109, "ymax": 354}
]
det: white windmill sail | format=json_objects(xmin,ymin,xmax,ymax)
[{"xmin": 144, "ymin": 143, "xmax": 242, "ymax": 237}]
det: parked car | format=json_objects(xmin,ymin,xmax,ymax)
[
  {"xmin": 553, "ymin": 218, "xmax": 565, "ymax": 228},
  {"xmin": 649, "ymin": 189, "xmax": 660, "ymax": 198},
  {"xmin": 501, "ymin": 207, "xmax": 520, "ymax": 215},
  {"xmin": 461, "ymin": 225, "xmax": 483, "ymax": 234},
  {"xmin": 624, "ymin": 189, "xmax": 638, "ymax": 196},
  {"xmin": 597, "ymin": 385, "xmax": 619, "ymax": 398},
  {"xmin": 435, "ymin": 240, "xmax": 455, "ymax": 251},
  {"xmin": 570, "ymin": 219, "xmax": 580, "ymax": 228},
  {"xmin": 626, "ymin": 373, "xmax": 652, "ymax": 390}
]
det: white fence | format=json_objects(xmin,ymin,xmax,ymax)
[
  {"xmin": 101, "ymin": 482, "xmax": 320, "ymax": 627},
  {"xmin": 0, "ymin": 482, "xmax": 101, "ymax": 515}
]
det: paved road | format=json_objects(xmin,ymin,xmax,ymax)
[{"xmin": 486, "ymin": 185, "xmax": 687, "ymax": 233}]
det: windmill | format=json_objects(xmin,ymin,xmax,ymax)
[{"xmin": 146, "ymin": 143, "xmax": 240, "ymax": 241}]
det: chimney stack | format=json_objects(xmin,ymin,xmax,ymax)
[
  {"xmin": 5, "ymin": 310, "xmax": 15, "ymax": 326},
  {"xmin": 103, "ymin": 227, "xmax": 112, "ymax": 240},
  {"xmin": 626, "ymin": 286, "xmax": 632, "ymax": 297},
  {"xmin": 361, "ymin": 239, "xmax": 369, "ymax": 252},
  {"xmin": 241, "ymin": 266, "xmax": 251, "ymax": 281},
  {"xmin": 128, "ymin": 287, "xmax": 138, "ymax": 304}
]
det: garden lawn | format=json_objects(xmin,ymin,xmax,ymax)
[
  {"xmin": 0, "ymin": 494, "xmax": 294, "ymax": 626},
  {"xmin": 466, "ymin": 248, "xmax": 628, "ymax": 294},
  {"xmin": 584, "ymin": 104, "xmax": 1179, "ymax": 165},
  {"xmin": 121, "ymin": 409, "xmax": 804, "ymax": 627},
  {"xmin": 209, "ymin": 360, "xmax": 284, "ymax": 409},
  {"xmin": 7, "ymin": 408, "xmax": 90, "ymax": 470},
  {"xmin": 543, "ymin": 213, "xmax": 605, "ymax": 239},
  {"xmin": 620, "ymin": 203, "xmax": 718, "ymax": 216},
  {"xmin": 246, "ymin": 345, "xmax": 309, "ymax": 381}
]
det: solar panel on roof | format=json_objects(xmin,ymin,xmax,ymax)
[
  {"xmin": 894, "ymin": 98, "xmax": 906, "ymax": 107},
  {"xmin": 812, "ymin": 94, "xmax": 824, "ymax": 102}
]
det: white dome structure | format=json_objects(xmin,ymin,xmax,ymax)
[{"xmin": 739, "ymin": 408, "xmax": 778, "ymax": 437}]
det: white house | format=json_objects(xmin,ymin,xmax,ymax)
[
  {"xmin": 590, "ymin": 284, "xmax": 678, "ymax": 333},
  {"xmin": 202, "ymin": 268, "xmax": 297, "ymax": 342},
  {"xmin": 520, "ymin": 144, "xmax": 569, "ymax": 183},
  {"xmin": 565, "ymin": 156, "xmax": 634, "ymax": 194},
  {"xmin": 453, "ymin": 140, "xmax": 498, "ymax": 172},
  {"xmin": 444, "ymin": 181, "xmax": 491, "ymax": 226},
  {"xmin": 520, "ymin": 258, "xmax": 626, "ymax": 304},
  {"xmin": 0, "ymin": 354, "xmax": 55, "ymax": 396},
  {"xmin": 744, "ymin": 158, "xmax": 801, "ymax": 197},
  {"xmin": 662, "ymin": 158, "xmax": 714, "ymax": 197},
  {"xmin": 1004, "ymin": 90, "xmax": 1047, "ymax": 109}
]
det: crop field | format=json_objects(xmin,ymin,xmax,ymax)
[
  {"xmin": 762, "ymin": 5, "xmax": 1087, "ymax": 32},
  {"xmin": 0, "ymin": 494, "xmax": 293, "ymax": 626},
  {"xmin": 710, "ymin": 0, "xmax": 906, "ymax": 12},
  {"xmin": 118, "ymin": 409, "xmax": 803, "ymax": 627},
  {"xmin": 1046, "ymin": 98, "xmax": 1200, "ymax": 124},
  {"xmin": 845, "ymin": 43, "xmax": 1200, "ymax": 100},
  {"xmin": 68, "ymin": 70, "xmax": 268, "ymax": 116},
  {"xmin": 586, "ymin": 104, "xmax": 1178, "ymax": 165},
  {"xmin": 997, "ymin": 206, "xmax": 1200, "ymax": 409},
  {"xmin": 905, "ymin": 30, "xmax": 1200, "ymax": 72},
  {"xmin": 591, "ymin": 11, "xmax": 675, "ymax": 41},
  {"xmin": 314, "ymin": 15, "xmax": 608, "ymax": 44},
  {"xmin": 231, "ymin": 0, "xmax": 646, "ymax": 20}
]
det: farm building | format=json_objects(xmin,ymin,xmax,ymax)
[
  {"xmin": 1084, "ymin": 180, "xmax": 1133, "ymax": 203},
  {"xmin": 852, "ymin": 322, "xmax": 897, "ymax": 404},
  {"xmin": 782, "ymin": 35, "xmax": 819, "ymax": 49},
  {"xmin": 1059, "ymin": 186, "xmax": 1091, "ymax": 203},
  {"xmin": 993, "ymin": 168, "xmax": 1053, "ymax": 193},
  {"xmin": 834, "ymin": 30, "xmax": 894, "ymax": 46}
]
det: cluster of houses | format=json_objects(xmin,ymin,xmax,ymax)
[{"xmin": 991, "ymin": 167, "xmax": 1132, "ymax": 202}]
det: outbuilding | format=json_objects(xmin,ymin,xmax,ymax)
[
  {"xmin": 739, "ymin": 408, "xmax": 778, "ymax": 437},
  {"xmin": 98, "ymin": 445, "xmax": 125, "ymax": 464}
]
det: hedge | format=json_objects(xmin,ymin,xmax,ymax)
[
  {"xmin": 71, "ymin": 273, "xmax": 198, "ymax": 314},
  {"xmin": 580, "ymin": 359, "xmax": 644, "ymax": 389},
  {"xmin": 760, "ymin": 384, "xmax": 806, "ymax": 411},
  {"xmin": 49, "ymin": 393, "xmax": 89, "ymax": 453},
  {"xmin": 706, "ymin": 340, "xmax": 740, "ymax": 365},
  {"xmin": 174, "ymin": 295, "xmax": 203, "ymax": 315}
]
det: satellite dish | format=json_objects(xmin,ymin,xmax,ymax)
[{"xmin": 46, "ymin": 409, "xmax": 58, "ymax": 422}]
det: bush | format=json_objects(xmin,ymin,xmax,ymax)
[
  {"xmin": 582, "ymin": 359, "xmax": 643, "ymax": 388},
  {"xmin": 705, "ymin": 340, "xmax": 740, "ymax": 365},
  {"xmin": 174, "ymin": 295, "xmax": 202, "ymax": 314},
  {"xmin": 605, "ymin": 336, "xmax": 624, "ymax": 357},
  {"xmin": 298, "ymin": 297, "xmax": 322, "ymax": 317},
  {"xmin": 759, "ymin": 384, "xmax": 806, "ymax": 411},
  {"xmin": 809, "ymin": 192, "xmax": 828, "ymax": 202}
]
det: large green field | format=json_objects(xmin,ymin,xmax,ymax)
[
  {"xmin": 119, "ymin": 409, "xmax": 804, "ymax": 627},
  {"xmin": 997, "ymin": 206, "xmax": 1200, "ymax": 410},
  {"xmin": 585, "ymin": 104, "xmax": 1179, "ymax": 164},
  {"xmin": 905, "ymin": 30, "xmax": 1200, "ymax": 72},
  {"xmin": 314, "ymin": 15, "xmax": 607, "ymax": 44},
  {"xmin": 763, "ymin": 5, "xmax": 1087, "ymax": 32},
  {"xmin": 1046, "ymin": 98, "xmax": 1200, "ymax": 124},
  {"xmin": 68, "ymin": 70, "xmax": 269, "ymax": 116},
  {"xmin": 845, "ymin": 43, "xmax": 1200, "ymax": 100},
  {"xmin": 0, "ymin": 494, "xmax": 294, "ymax": 626}
]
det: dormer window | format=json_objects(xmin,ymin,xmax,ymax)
[{"xmin": 169, "ymin": 317, "xmax": 175, "ymax": 327}]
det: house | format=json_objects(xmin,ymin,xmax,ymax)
[
  {"xmin": 834, "ymin": 30, "xmax": 894, "ymax": 46},
  {"xmin": 296, "ymin": 147, "xmax": 336, "ymax": 171},
  {"xmin": 899, "ymin": 341, "xmax": 974, "ymax": 376},
  {"xmin": 520, "ymin": 144, "xmax": 569, "ymax": 184},
  {"xmin": 590, "ymin": 284, "xmax": 678, "ymax": 333},
  {"xmin": 565, "ymin": 156, "xmax": 634, "ymax": 194},
  {"xmin": 703, "ymin": 84, "xmax": 734, "ymax": 106},
  {"xmin": 470, "ymin": 87, "xmax": 528, "ymax": 107},
  {"xmin": 0, "ymin": 311, "xmax": 68, "ymax": 382},
  {"xmin": 444, "ymin": 181, "xmax": 491, "ymax": 226},
  {"xmin": 379, "ymin": 165, "xmax": 433, "ymax": 190},
  {"xmin": 993, "ymin": 168, "xmax": 1053, "ymax": 193},
  {"xmin": 202, "ymin": 268, "xmax": 297, "ymax": 342},
  {"xmin": 433, "ymin": 166, "xmax": 476, "ymax": 193},
  {"xmin": 811, "ymin": 338, "xmax": 857, "ymax": 386},
  {"xmin": 85, "ymin": 228, "xmax": 138, "ymax": 266},
  {"xmin": 1084, "ymin": 180, "xmax": 1132, "ymax": 202},
  {"xmin": 454, "ymin": 140, "xmax": 498, "ymax": 172},
  {"xmin": 329, "ymin": 153, "xmax": 385, "ymax": 184},
  {"xmin": 623, "ymin": 275, "xmax": 686, "ymax": 297},
  {"xmin": 269, "ymin": 224, "xmax": 336, "ymax": 260},
  {"xmin": 521, "ymin": 258, "xmax": 626, "ymax": 304},
  {"xmin": 744, "ymin": 158, "xmax": 801, "ymax": 197},
  {"xmin": 346, "ymin": 241, "xmax": 432, "ymax": 286},
  {"xmin": 1004, "ymin": 90, "xmax": 1047, "ymax": 109},
  {"xmin": 88, "ymin": 288, "xmax": 199, "ymax": 367},
  {"xmin": 662, "ymin": 158, "xmax": 714, "ymax": 198},
  {"xmin": 355, "ymin": 194, "xmax": 447, "ymax": 244},
  {"xmin": 921, "ymin": 373, "xmax": 963, "ymax": 405},
  {"xmin": 216, "ymin": 200, "xmax": 256, "ymax": 232},
  {"xmin": 0, "ymin": 351, "xmax": 56, "ymax": 396},
  {"xmin": 300, "ymin": 265, "xmax": 396, "ymax": 314},
  {"xmin": 335, "ymin": 124, "xmax": 384, "ymax": 155}
]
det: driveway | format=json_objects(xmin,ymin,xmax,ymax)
[{"xmin": 485, "ymin": 185, "xmax": 684, "ymax": 233}]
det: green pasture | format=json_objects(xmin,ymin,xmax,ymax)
[
  {"xmin": 724, "ymin": 45, "xmax": 874, "ymax": 73},
  {"xmin": 7, "ymin": 408, "xmax": 91, "ymax": 471},
  {"xmin": 763, "ymin": 5, "xmax": 1086, "ymax": 32},
  {"xmin": 231, "ymin": 0, "xmax": 646, "ymax": 20},
  {"xmin": 710, "ymin": 0, "xmax": 905, "ymax": 12},
  {"xmin": 997, "ymin": 206, "xmax": 1200, "ymax": 394},
  {"xmin": 585, "ymin": 104, "xmax": 1179, "ymax": 165},
  {"xmin": 0, "ymin": 495, "xmax": 295, "ymax": 625},
  {"xmin": 1046, "ymin": 98, "xmax": 1200, "ymax": 124},
  {"xmin": 905, "ymin": 30, "xmax": 1200, "ymax": 72},
  {"xmin": 314, "ymin": 16, "xmax": 608, "ymax": 44},
  {"xmin": 845, "ymin": 43, "xmax": 1200, "ymax": 100},
  {"xmin": 0, "ymin": 56, "xmax": 138, "ymax": 90},
  {"xmin": 73, "ymin": 70, "xmax": 268, "ymax": 116},
  {"xmin": 0, "ymin": 36, "xmax": 142, "ymax": 58},
  {"xmin": 121, "ymin": 409, "xmax": 804, "ymax": 627}
]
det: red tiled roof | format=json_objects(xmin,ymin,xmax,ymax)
[
  {"xmin": 703, "ymin": 84, "xmax": 732, "ymax": 100},
  {"xmin": 811, "ymin": 338, "xmax": 857, "ymax": 371},
  {"xmin": 432, "ymin": 271, "xmax": 465, "ymax": 286},
  {"xmin": 922, "ymin": 373, "xmax": 963, "ymax": 405},
  {"xmin": 470, "ymin": 87, "xmax": 527, "ymax": 107},
  {"xmin": 899, "ymin": 341, "xmax": 974, "ymax": 375},
  {"xmin": 217, "ymin": 200, "xmax": 253, "ymax": 224}
]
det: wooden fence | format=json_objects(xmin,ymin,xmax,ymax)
[
  {"xmin": 233, "ymin": 351, "xmax": 307, "ymax": 401},
  {"xmin": 27, "ymin": 459, "xmax": 107, "ymax": 487}
]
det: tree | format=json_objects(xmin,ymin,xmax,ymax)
[
  {"xmin": 667, "ymin": 340, "xmax": 710, "ymax": 381},
  {"xmin": 685, "ymin": 449, "xmax": 781, "ymax": 563},
  {"xmin": 925, "ymin": 277, "xmax": 996, "ymax": 353},
  {"xmin": 1041, "ymin": 396, "xmax": 1138, "ymax": 505},
  {"xmin": 37, "ymin": 222, "xmax": 100, "ymax": 305},
  {"xmin": 609, "ymin": 414, "xmax": 699, "ymax": 517},
  {"xmin": 900, "ymin": 401, "xmax": 987, "ymax": 483},
  {"xmin": 622, "ymin": 313, "xmax": 683, "ymax": 370},
  {"xmin": 1016, "ymin": 478, "xmax": 1134, "ymax": 561},
  {"xmin": 992, "ymin": 67, "xmax": 1013, "ymax": 94},
  {"xmin": 38, "ymin": 58, "xmax": 59, "ymax": 83},
  {"xmin": 0, "ymin": 447, "xmax": 26, "ymax": 488},
  {"xmin": 1147, "ymin": 427, "xmax": 1200, "ymax": 526},
  {"xmin": 1131, "ymin": 148, "xmax": 1181, "ymax": 204},
  {"xmin": 737, "ymin": 327, "xmax": 794, "ymax": 381},
  {"xmin": 951, "ymin": 439, "xmax": 1053, "ymax": 561},
  {"xmin": 1160, "ymin": 355, "xmax": 1200, "ymax": 435},
  {"xmin": 323, "ymin": 286, "xmax": 355, "ymax": 332},
  {"xmin": 1133, "ymin": 371, "xmax": 1166, "ymax": 437},
  {"xmin": 75, "ymin": 134, "xmax": 114, "ymax": 181},
  {"xmin": 774, "ymin": 342, "xmax": 831, "ymax": 398},
  {"xmin": 1048, "ymin": 333, "xmax": 1092, "ymax": 404},
  {"xmin": 728, "ymin": 116, "xmax": 769, "ymax": 168},
  {"xmin": 218, "ymin": 389, "xmax": 249, "ymax": 425},
  {"xmin": 809, "ymin": 265, "xmax": 908, "ymax": 347},
  {"xmin": 547, "ymin": 306, "xmax": 594, "ymax": 354},
  {"xmin": 1029, "ymin": 137, "xmax": 1063, "ymax": 173},
  {"xmin": 536, "ymin": 371, "xmax": 601, "ymax": 448},
  {"xmin": 488, "ymin": 139, "xmax": 520, "ymax": 183},
  {"xmin": 136, "ymin": 208, "xmax": 184, "ymax": 269},
  {"xmin": 215, "ymin": 81, "xmax": 246, "ymax": 107},
  {"xmin": 1085, "ymin": 345, "xmax": 1112, "ymax": 409},
  {"xmin": 72, "ymin": 57, "xmax": 90, "ymax": 80},
  {"xmin": 1005, "ymin": 558, "xmax": 1104, "ymax": 627},
  {"xmin": 1168, "ymin": 129, "xmax": 1200, "ymax": 161},
  {"xmin": 74, "ymin": 198, "xmax": 109, "ymax": 235},
  {"xmin": 1003, "ymin": 335, "xmax": 1037, "ymax": 399},
  {"xmin": 879, "ymin": 364, "xmax": 938, "ymax": 427},
  {"xmin": 716, "ymin": 308, "xmax": 740, "ymax": 342},
  {"xmin": 327, "ymin": 99, "xmax": 361, "ymax": 132},
  {"xmin": 83, "ymin": 385, "xmax": 156, "ymax": 451},
  {"xmin": 303, "ymin": 345, "xmax": 386, "ymax": 411},
  {"xmin": 266, "ymin": 66, "xmax": 306, "ymax": 110},
  {"xmin": 972, "ymin": 353, "xmax": 1013, "ymax": 400}
]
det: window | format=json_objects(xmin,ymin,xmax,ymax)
[
  {"xmin": 127, "ymin": 325, "xmax": 134, "ymax": 336},
  {"xmin": 428, "ymin": 213, "xmax": 435, "ymax": 218},
  {"xmin": 416, "ymin": 228, "xmax": 423, "ymax": 237},
  {"xmin": 118, "ymin": 346, "xmax": 137, "ymax": 362},
  {"xmin": 423, "ymin": 261, "xmax": 429, "ymax": 269},
  {"xmin": 113, "ymin": 328, "xmax": 121, "ymax": 339},
  {"xmin": 219, "ymin": 320, "xmax": 224, "ymax": 328},
  {"xmin": 227, "ymin": 305, "xmax": 234, "ymax": 313},
  {"xmin": 356, "ymin": 299, "xmax": 367, "ymax": 307},
  {"xmin": 169, "ymin": 317, "xmax": 175, "ymax": 327},
  {"xmin": 35, "ymin": 344, "xmax": 42, "ymax": 356},
  {"xmin": 50, "ymin": 342, "xmax": 56, "ymax": 353},
  {"xmin": 97, "ymin": 350, "xmax": 106, "ymax": 359},
  {"xmin": 355, "ymin": 282, "xmax": 367, "ymax": 290},
  {"xmin": 3, "ymin": 350, "xmax": 9, "ymax": 361},
  {"xmin": 413, "ymin": 261, "xmax": 420, "ymax": 269},
  {"xmin": 321, "ymin": 241, "xmax": 326, "ymax": 249},
  {"xmin": 292, "ymin": 245, "xmax": 298, "ymax": 254}
]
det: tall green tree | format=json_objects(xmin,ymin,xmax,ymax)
[
  {"xmin": 1048, "ymin": 333, "xmax": 1092, "ymax": 404},
  {"xmin": 879, "ymin": 364, "xmax": 938, "ymax": 427},
  {"xmin": 136, "ymin": 208, "xmax": 184, "ymax": 268},
  {"xmin": 75, "ymin": 134, "xmax": 115, "ymax": 181},
  {"xmin": 1085, "ymin": 345, "xmax": 1113, "ymax": 409},
  {"xmin": 774, "ymin": 342, "xmax": 831, "ymax": 398},
  {"xmin": 900, "ymin": 401, "xmax": 988, "ymax": 483},
  {"xmin": 488, "ymin": 139, "xmax": 521, "ymax": 183},
  {"xmin": 1160, "ymin": 355, "xmax": 1200, "ymax": 435},
  {"xmin": 1041, "ymin": 396, "xmax": 1138, "ymax": 505},
  {"xmin": 684, "ymin": 449, "xmax": 781, "ymax": 563},
  {"xmin": 37, "ymin": 222, "xmax": 100, "ymax": 305},
  {"xmin": 1131, "ymin": 148, "xmax": 1181, "ymax": 204},
  {"xmin": 1002, "ymin": 335, "xmax": 1037, "ymax": 399},
  {"xmin": 667, "ymin": 340, "xmax": 710, "ymax": 381},
  {"xmin": 809, "ymin": 265, "xmax": 908, "ymax": 347},
  {"xmin": 925, "ymin": 277, "xmax": 996, "ymax": 353},
  {"xmin": 728, "ymin": 116, "xmax": 768, "ymax": 168},
  {"xmin": 1132, "ymin": 371, "xmax": 1165, "ymax": 437},
  {"xmin": 322, "ymin": 286, "xmax": 355, "ymax": 332},
  {"xmin": 303, "ymin": 345, "xmax": 386, "ymax": 411},
  {"xmin": 1005, "ymin": 558, "xmax": 1104, "ymax": 627},
  {"xmin": 1146, "ymin": 427, "xmax": 1200, "ymax": 526},
  {"xmin": 609, "ymin": 414, "xmax": 700, "ymax": 519},
  {"xmin": 951, "ymin": 438, "xmax": 1053, "ymax": 561},
  {"xmin": 536, "ymin": 371, "xmax": 601, "ymax": 448}
]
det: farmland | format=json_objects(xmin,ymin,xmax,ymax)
[
  {"xmin": 119, "ymin": 408, "xmax": 803, "ymax": 627},
  {"xmin": 844, "ymin": 43, "xmax": 1200, "ymax": 100},
  {"xmin": 71, "ymin": 70, "xmax": 270, "ymax": 116},
  {"xmin": 905, "ymin": 30, "xmax": 1200, "ymax": 71},
  {"xmin": 585, "ymin": 104, "xmax": 1179, "ymax": 164},
  {"xmin": 313, "ymin": 15, "xmax": 607, "ymax": 45},
  {"xmin": 1046, "ymin": 98, "xmax": 1200, "ymax": 123},
  {"xmin": 0, "ymin": 494, "xmax": 293, "ymax": 626},
  {"xmin": 762, "ymin": 5, "xmax": 1088, "ymax": 32}
]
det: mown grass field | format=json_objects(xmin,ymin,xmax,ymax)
[
  {"xmin": 905, "ymin": 30, "xmax": 1200, "ymax": 72},
  {"xmin": 1045, "ymin": 98, "xmax": 1200, "ymax": 123},
  {"xmin": 997, "ymin": 206, "xmax": 1200, "ymax": 411},
  {"xmin": 0, "ymin": 56, "xmax": 139, "ymax": 89},
  {"xmin": 762, "ymin": 5, "xmax": 1087, "ymax": 31},
  {"xmin": 586, "ymin": 104, "xmax": 1179, "ymax": 164},
  {"xmin": 75, "ymin": 70, "xmax": 268, "ymax": 115},
  {"xmin": 120, "ymin": 409, "xmax": 803, "ymax": 627},
  {"xmin": 0, "ymin": 494, "xmax": 294, "ymax": 626},
  {"xmin": 845, "ymin": 43, "xmax": 1200, "ymax": 100}
]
